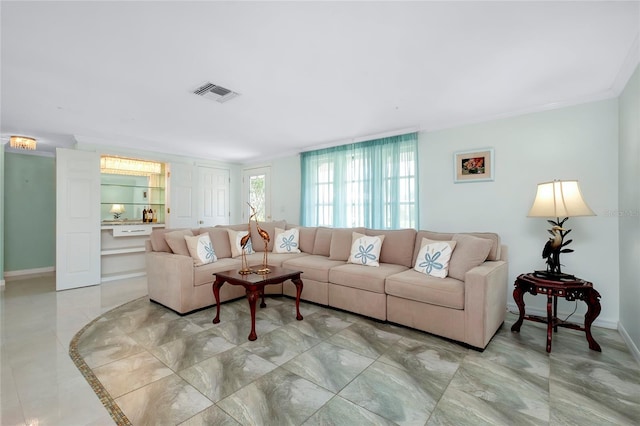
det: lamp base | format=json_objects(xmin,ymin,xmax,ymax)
[{"xmin": 533, "ymin": 270, "xmax": 576, "ymax": 281}]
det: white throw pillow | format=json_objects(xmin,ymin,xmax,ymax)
[
  {"xmin": 228, "ymin": 229, "xmax": 254, "ymax": 258},
  {"xmin": 414, "ymin": 238, "xmax": 457, "ymax": 278},
  {"xmin": 272, "ymin": 228, "xmax": 301, "ymax": 254},
  {"xmin": 348, "ymin": 232, "xmax": 385, "ymax": 267},
  {"xmin": 184, "ymin": 233, "xmax": 217, "ymax": 266}
]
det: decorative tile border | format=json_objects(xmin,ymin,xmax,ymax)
[{"xmin": 68, "ymin": 302, "xmax": 137, "ymax": 426}]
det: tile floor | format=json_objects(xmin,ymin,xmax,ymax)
[{"xmin": 1, "ymin": 273, "xmax": 639, "ymax": 425}]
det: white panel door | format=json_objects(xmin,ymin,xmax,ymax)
[
  {"xmin": 198, "ymin": 166, "xmax": 230, "ymax": 226},
  {"xmin": 167, "ymin": 162, "xmax": 197, "ymax": 228},
  {"xmin": 56, "ymin": 148, "xmax": 101, "ymax": 290}
]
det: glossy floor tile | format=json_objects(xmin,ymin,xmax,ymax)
[{"xmin": 1, "ymin": 273, "xmax": 639, "ymax": 425}]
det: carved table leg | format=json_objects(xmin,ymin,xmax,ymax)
[
  {"xmin": 546, "ymin": 293, "xmax": 553, "ymax": 353},
  {"xmin": 212, "ymin": 278, "xmax": 225, "ymax": 324},
  {"xmin": 553, "ymin": 295, "xmax": 558, "ymax": 333},
  {"xmin": 511, "ymin": 283, "xmax": 525, "ymax": 332},
  {"xmin": 292, "ymin": 277, "xmax": 304, "ymax": 321},
  {"xmin": 584, "ymin": 289, "xmax": 602, "ymax": 352},
  {"xmin": 246, "ymin": 289, "xmax": 259, "ymax": 341},
  {"xmin": 260, "ymin": 288, "xmax": 267, "ymax": 309}
]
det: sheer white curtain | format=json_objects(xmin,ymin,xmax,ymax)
[{"xmin": 300, "ymin": 132, "xmax": 418, "ymax": 229}]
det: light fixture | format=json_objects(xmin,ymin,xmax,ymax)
[
  {"xmin": 100, "ymin": 156, "xmax": 162, "ymax": 176},
  {"xmin": 9, "ymin": 136, "xmax": 37, "ymax": 150},
  {"xmin": 109, "ymin": 204, "xmax": 126, "ymax": 220},
  {"xmin": 528, "ymin": 180, "xmax": 595, "ymax": 278}
]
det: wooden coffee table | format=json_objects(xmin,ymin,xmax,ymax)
[{"xmin": 212, "ymin": 265, "xmax": 304, "ymax": 341}]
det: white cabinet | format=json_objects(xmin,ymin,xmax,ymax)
[{"xmin": 100, "ymin": 223, "xmax": 165, "ymax": 282}]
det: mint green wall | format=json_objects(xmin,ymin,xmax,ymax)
[
  {"xmin": 4, "ymin": 153, "xmax": 56, "ymax": 271},
  {"xmin": 421, "ymin": 99, "xmax": 620, "ymax": 326},
  {"xmin": 618, "ymin": 64, "xmax": 640, "ymax": 355},
  {"xmin": 0, "ymin": 147, "xmax": 4, "ymax": 280},
  {"xmin": 271, "ymin": 98, "xmax": 622, "ymax": 327}
]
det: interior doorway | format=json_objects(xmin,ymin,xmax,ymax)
[{"xmin": 242, "ymin": 166, "xmax": 271, "ymax": 222}]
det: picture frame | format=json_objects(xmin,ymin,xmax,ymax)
[{"xmin": 453, "ymin": 148, "xmax": 494, "ymax": 183}]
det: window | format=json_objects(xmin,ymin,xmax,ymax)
[
  {"xmin": 243, "ymin": 166, "xmax": 271, "ymax": 222},
  {"xmin": 301, "ymin": 132, "xmax": 418, "ymax": 229}
]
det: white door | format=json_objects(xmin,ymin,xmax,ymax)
[
  {"xmin": 167, "ymin": 162, "xmax": 197, "ymax": 228},
  {"xmin": 56, "ymin": 148, "xmax": 101, "ymax": 290},
  {"xmin": 198, "ymin": 166, "xmax": 230, "ymax": 227},
  {"xmin": 242, "ymin": 166, "xmax": 271, "ymax": 222}
]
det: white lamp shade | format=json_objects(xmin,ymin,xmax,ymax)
[
  {"xmin": 109, "ymin": 204, "xmax": 126, "ymax": 214},
  {"xmin": 528, "ymin": 180, "xmax": 595, "ymax": 218}
]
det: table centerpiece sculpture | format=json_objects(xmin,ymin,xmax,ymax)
[{"xmin": 249, "ymin": 204, "xmax": 271, "ymax": 275}]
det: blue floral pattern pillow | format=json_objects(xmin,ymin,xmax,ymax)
[
  {"xmin": 273, "ymin": 228, "xmax": 301, "ymax": 254},
  {"xmin": 348, "ymin": 232, "xmax": 385, "ymax": 267},
  {"xmin": 184, "ymin": 233, "xmax": 217, "ymax": 266},
  {"xmin": 414, "ymin": 238, "xmax": 457, "ymax": 278}
]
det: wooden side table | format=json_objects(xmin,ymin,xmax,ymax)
[{"xmin": 510, "ymin": 273, "xmax": 601, "ymax": 353}]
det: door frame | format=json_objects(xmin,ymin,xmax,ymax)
[{"xmin": 242, "ymin": 166, "xmax": 271, "ymax": 222}]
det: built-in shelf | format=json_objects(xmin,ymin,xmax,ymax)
[
  {"xmin": 100, "ymin": 161, "xmax": 167, "ymax": 283},
  {"xmin": 101, "ymin": 247, "xmax": 146, "ymax": 256},
  {"xmin": 100, "ymin": 223, "xmax": 165, "ymax": 282}
]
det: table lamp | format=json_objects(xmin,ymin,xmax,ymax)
[
  {"xmin": 109, "ymin": 204, "xmax": 126, "ymax": 220},
  {"xmin": 527, "ymin": 180, "xmax": 595, "ymax": 278}
]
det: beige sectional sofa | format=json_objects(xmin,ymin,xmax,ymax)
[{"xmin": 145, "ymin": 221, "xmax": 508, "ymax": 349}]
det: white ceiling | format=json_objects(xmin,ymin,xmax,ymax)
[{"xmin": 1, "ymin": 1, "xmax": 638, "ymax": 163}]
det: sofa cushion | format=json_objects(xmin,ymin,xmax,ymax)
[
  {"xmin": 414, "ymin": 238, "xmax": 457, "ymax": 278},
  {"xmin": 164, "ymin": 229, "xmax": 194, "ymax": 256},
  {"xmin": 329, "ymin": 262, "xmax": 407, "ymax": 293},
  {"xmin": 366, "ymin": 228, "xmax": 417, "ymax": 268},
  {"xmin": 282, "ymin": 255, "xmax": 345, "ymax": 283},
  {"xmin": 348, "ymin": 232, "xmax": 385, "ymax": 267},
  {"xmin": 194, "ymin": 258, "xmax": 243, "ymax": 287},
  {"xmin": 448, "ymin": 234, "xmax": 493, "ymax": 281},
  {"xmin": 200, "ymin": 227, "xmax": 233, "ymax": 259},
  {"xmin": 312, "ymin": 227, "xmax": 333, "ymax": 256},
  {"xmin": 329, "ymin": 227, "xmax": 366, "ymax": 260},
  {"xmin": 255, "ymin": 252, "xmax": 309, "ymax": 267},
  {"xmin": 385, "ymin": 269, "xmax": 465, "ymax": 309},
  {"xmin": 150, "ymin": 228, "xmax": 184, "ymax": 253},
  {"xmin": 228, "ymin": 229, "xmax": 255, "ymax": 258},
  {"xmin": 273, "ymin": 228, "xmax": 301, "ymax": 254},
  {"xmin": 413, "ymin": 231, "xmax": 501, "ymax": 264},
  {"xmin": 250, "ymin": 220, "xmax": 286, "ymax": 252},
  {"xmin": 184, "ymin": 233, "xmax": 217, "ymax": 266},
  {"xmin": 287, "ymin": 225, "xmax": 317, "ymax": 254}
]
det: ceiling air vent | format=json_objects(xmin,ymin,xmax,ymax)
[{"xmin": 192, "ymin": 82, "xmax": 239, "ymax": 103}]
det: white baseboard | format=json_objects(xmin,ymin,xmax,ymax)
[
  {"xmin": 618, "ymin": 322, "xmax": 640, "ymax": 366},
  {"xmin": 506, "ymin": 302, "xmax": 617, "ymax": 330},
  {"xmin": 4, "ymin": 266, "xmax": 55, "ymax": 278},
  {"xmin": 0, "ymin": 279, "xmax": 5, "ymax": 288}
]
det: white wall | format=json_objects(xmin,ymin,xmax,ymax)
[
  {"xmin": 421, "ymin": 99, "xmax": 620, "ymax": 327},
  {"xmin": 271, "ymin": 98, "xmax": 621, "ymax": 327},
  {"xmin": 270, "ymin": 155, "xmax": 302, "ymax": 224},
  {"xmin": 618, "ymin": 64, "xmax": 640, "ymax": 357}
]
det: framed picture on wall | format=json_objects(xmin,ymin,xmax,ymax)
[{"xmin": 453, "ymin": 148, "xmax": 494, "ymax": 183}]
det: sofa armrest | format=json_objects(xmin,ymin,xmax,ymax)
[
  {"xmin": 145, "ymin": 251, "xmax": 195, "ymax": 313},
  {"xmin": 463, "ymin": 260, "xmax": 509, "ymax": 349}
]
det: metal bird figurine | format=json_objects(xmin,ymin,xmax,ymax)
[
  {"xmin": 249, "ymin": 204, "xmax": 271, "ymax": 274},
  {"xmin": 540, "ymin": 218, "xmax": 574, "ymax": 277},
  {"xmin": 239, "ymin": 208, "xmax": 256, "ymax": 274}
]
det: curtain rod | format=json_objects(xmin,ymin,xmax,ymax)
[{"xmin": 301, "ymin": 126, "xmax": 420, "ymax": 154}]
